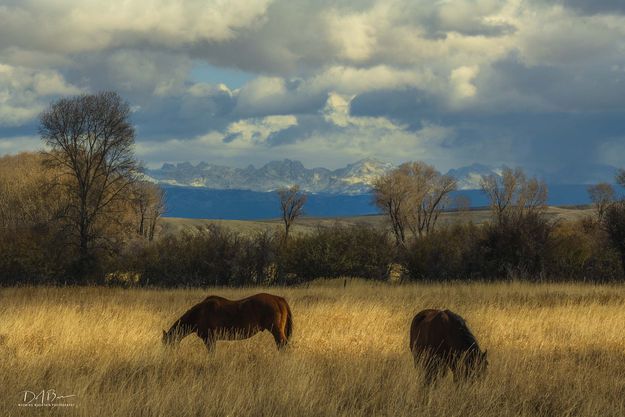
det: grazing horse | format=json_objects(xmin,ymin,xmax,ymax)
[
  {"xmin": 410, "ymin": 309, "xmax": 488, "ymax": 384},
  {"xmin": 162, "ymin": 293, "xmax": 293, "ymax": 352}
]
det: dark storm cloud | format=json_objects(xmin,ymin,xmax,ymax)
[
  {"xmin": 348, "ymin": 80, "xmax": 625, "ymax": 177},
  {"xmin": 133, "ymin": 90, "xmax": 237, "ymax": 140},
  {"xmin": 233, "ymin": 79, "xmax": 329, "ymax": 119},
  {"xmin": 487, "ymin": 54, "xmax": 625, "ymax": 112},
  {"xmin": 1, "ymin": 0, "xmax": 625, "ymax": 179},
  {"xmin": 561, "ymin": 0, "xmax": 625, "ymax": 15},
  {"xmin": 349, "ymin": 88, "xmax": 442, "ymax": 128}
]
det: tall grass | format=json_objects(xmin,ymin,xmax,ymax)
[{"xmin": 1, "ymin": 280, "xmax": 625, "ymax": 416}]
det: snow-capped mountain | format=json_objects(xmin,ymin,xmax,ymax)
[
  {"xmin": 144, "ymin": 159, "xmax": 508, "ymax": 194},
  {"xmin": 143, "ymin": 159, "xmax": 613, "ymax": 219},
  {"xmin": 145, "ymin": 158, "xmax": 395, "ymax": 195},
  {"xmin": 446, "ymin": 163, "xmax": 502, "ymax": 190}
]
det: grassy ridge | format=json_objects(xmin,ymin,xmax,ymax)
[
  {"xmin": 1, "ymin": 280, "xmax": 624, "ymax": 416},
  {"xmin": 161, "ymin": 205, "xmax": 593, "ymax": 236}
]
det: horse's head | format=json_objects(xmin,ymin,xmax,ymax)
[
  {"xmin": 461, "ymin": 348, "xmax": 488, "ymax": 379},
  {"xmin": 472, "ymin": 349, "xmax": 489, "ymax": 377},
  {"xmin": 162, "ymin": 329, "xmax": 177, "ymax": 346}
]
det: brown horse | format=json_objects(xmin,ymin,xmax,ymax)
[
  {"xmin": 162, "ymin": 293, "xmax": 293, "ymax": 352},
  {"xmin": 410, "ymin": 309, "xmax": 488, "ymax": 384}
]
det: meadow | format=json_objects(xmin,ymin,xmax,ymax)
[{"xmin": 1, "ymin": 279, "xmax": 625, "ymax": 417}]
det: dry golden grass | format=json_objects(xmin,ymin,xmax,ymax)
[{"xmin": 2, "ymin": 280, "xmax": 625, "ymax": 416}]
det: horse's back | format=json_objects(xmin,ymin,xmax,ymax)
[
  {"xmin": 199, "ymin": 293, "xmax": 288, "ymax": 328},
  {"xmin": 410, "ymin": 309, "xmax": 453, "ymax": 354},
  {"xmin": 201, "ymin": 295, "xmax": 230, "ymax": 305},
  {"xmin": 241, "ymin": 293, "xmax": 289, "ymax": 315},
  {"xmin": 411, "ymin": 308, "xmax": 479, "ymax": 356},
  {"xmin": 246, "ymin": 292, "xmax": 287, "ymax": 305}
]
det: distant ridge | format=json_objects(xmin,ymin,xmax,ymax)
[
  {"xmin": 145, "ymin": 159, "xmax": 507, "ymax": 194},
  {"xmin": 145, "ymin": 158, "xmax": 620, "ymax": 197},
  {"xmin": 146, "ymin": 158, "xmax": 395, "ymax": 195}
]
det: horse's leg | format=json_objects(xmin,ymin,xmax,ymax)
[
  {"xmin": 270, "ymin": 326, "xmax": 287, "ymax": 350},
  {"xmin": 423, "ymin": 356, "xmax": 443, "ymax": 386},
  {"xmin": 412, "ymin": 346, "xmax": 423, "ymax": 369},
  {"xmin": 452, "ymin": 363, "xmax": 471, "ymax": 384},
  {"xmin": 450, "ymin": 354, "xmax": 470, "ymax": 383},
  {"xmin": 198, "ymin": 330, "xmax": 215, "ymax": 353},
  {"xmin": 266, "ymin": 309, "xmax": 288, "ymax": 350}
]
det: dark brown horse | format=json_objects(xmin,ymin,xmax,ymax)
[
  {"xmin": 162, "ymin": 293, "xmax": 293, "ymax": 352},
  {"xmin": 410, "ymin": 309, "xmax": 488, "ymax": 384}
]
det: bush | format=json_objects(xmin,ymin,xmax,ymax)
[
  {"xmin": 281, "ymin": 224, "xmax": 395, "ymax": 282},
  {"xmin": 476, "ymin": 212, "xmax": 554, "ymax": 280},
  {"xmin": 603, "ymin": 202, "xmax": 625, "ymax": 275},
  {"xmin": 126, "ymin": 225, "xmax": 279, "ymax": 287},
  {"xmin": 120, "ymin": 223, "xmax": 394, "ymax": 286},
  {"xmin": 401, "ymin": 213, "xmax": 555, "ymax": 281},
  {"xmin": 546, "ymin": 220, "xmax": 623, "ymax": 282},
  {"xmin": 402, "ymin": 223, "xmax": 481, "ymax": 281}
]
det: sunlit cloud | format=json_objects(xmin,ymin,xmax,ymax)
[{"xmin": 0, "ymin": 0, "xmax": 623, "ymax": 180}]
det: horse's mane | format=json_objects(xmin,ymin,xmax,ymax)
[
  {"xmin": 444, "ymin": 310, "xmax": 480, "ymax": 351},
  {"xmin": 168, "ymin": 303, "xmax": 202, "ymax": 334}
]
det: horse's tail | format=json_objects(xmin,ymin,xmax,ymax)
[
  {"xmin": 410, "ymin": 311, "xmax": 428, "ymax": 351},
  {"xmin": 284, "ymin": 302, "xmax": 293, "ymax": 340}
]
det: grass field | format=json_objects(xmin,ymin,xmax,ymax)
[
  {"xmin": 2, "ymin": 279, "xmax": 624, "ymax": 416},
  {"xmin": 160, "ymin": 205, "xmax": 593, "ymax": 236}
]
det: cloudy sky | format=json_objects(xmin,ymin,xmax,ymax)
[{"xmin": 0, "ymin": 0, "xmax": 624, "ymax": 181}]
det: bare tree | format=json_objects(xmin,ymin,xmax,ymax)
[
  {"xmin": 402, "ymin": 162, "xmax": 457, "ymax": 237},
  {"xmin": 480, "ymin": 167, "xmax": 523, "ymax": 225},
  {"xmin": 146, "ymin": 186, "xmax": 166, "ymax": 241},
  {"xmin": 601, "ymin": 169, "xmax": 625, "ymax": 274},
  {"xmin": 132, "ymin": 181, "xmax": 165, "ymax": 241},
  {"xmin": 278, "ymin": 185, "xmax": 307, "ymax": 242},
  {"xmin": 0, "ymin": 152, "xmax": 65, "ymax": 230},
  {"xmin": 373, "ymin": 169, "xmax": 412, "ymax": 246},
  {"xmin": 480, "ymin": 167, "xmax": 547, "ymax": 225},
  {"xmin": 517, "ymin": 177, "xmax": 548, "ymax": 218},
  {"xmin": 617, "ymin": 169, "xmax": 625, "ymax": 188},
  {"xmin": 39, "ymin": 91, "xmax": 138, "ymax": 273},
  {"xmin": 588, "ymin": 183, "xmax": 615, "ymax": 222},
  {"xmin": 374, "ymin": 161, "xmax": 457, "ymax": 245}
]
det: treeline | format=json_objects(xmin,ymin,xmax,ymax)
[
  {"xmin": 119, "ymin": 163, "xmax": 624, "ymax": 285},
  {"xmin": 115, "ymin": 224, "xmax": 394, "ymax": 286},
  {"xmin": 0, "ymin": 152, "xmax": 163, "ymax": 283},
  {"xmin": 1, "ymin": 91, "xmax": 625, "ymax": 286},
  {"xmin": 4, "ymin": 153, "xmax": 624, "ymax": 286},
  {"xmin": 0, "ymin": 92, "xmax": 164, "ymax": 284},
  {"xmin": 387, "ymin": 164, "xmax": 625, "ymax": 282},
  {"xmin": 103, "ymin": 198, "xmax": 625, "ymax": 286}
]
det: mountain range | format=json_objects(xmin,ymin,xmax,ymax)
[
  {"xmin": 145, "ymin": 159, "xmax": 512, "ymax": 194},
  {"xmin": 143, "ymin": 159, "xmax": 620, "ymax": 219}
]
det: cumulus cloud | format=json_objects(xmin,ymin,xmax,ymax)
[
  {"xmin": 134, "ymin": 93, "xmax": 457, "ymax": 169},
  {"xmin": 0, "ymin": 135, "xmax": 42, "ymax": 153},
  {"xmin": 0, "ymin": 0, "xmax": 271, "ymax": 54},
  {"xmin": 449, "ymin": 65, "xmax": 479, "ymax": 103},
  {"xmin": 225, "ymin": 115, "xmax": 298, "ymax": 144},
  {"xmin": 325, "ymin": 8, "xmax": 379, "ymax": 62},
  {"xmin": 0, "ymin": 0, "xmax": 624, "ymax": 181},
  {"xmin": 0, "ymin": 64, "xmax": 81, "ymax": 126}
]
